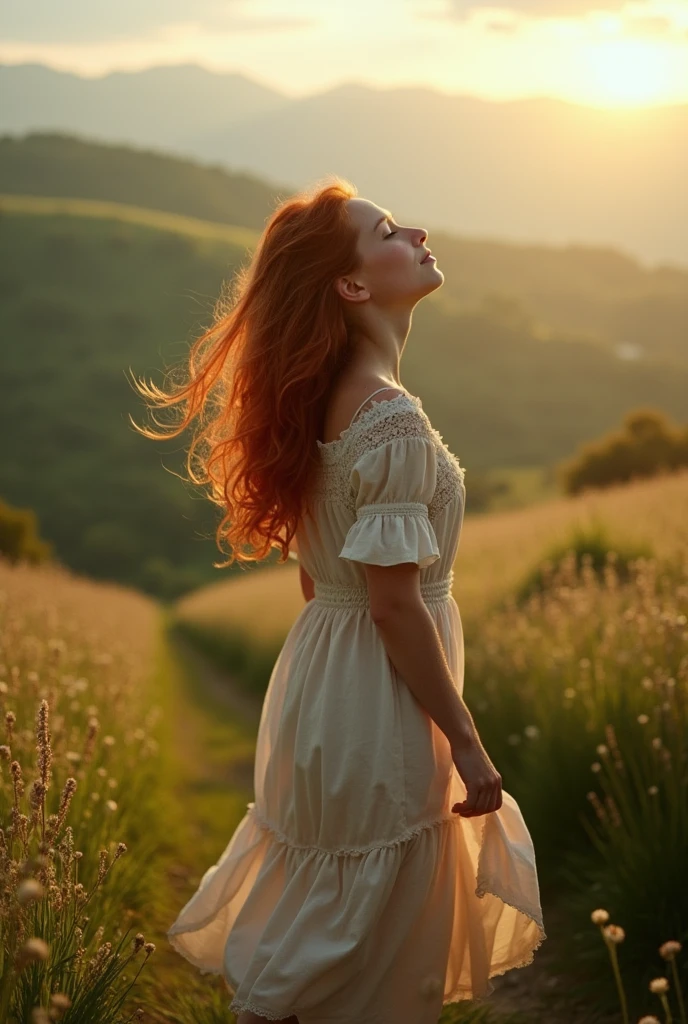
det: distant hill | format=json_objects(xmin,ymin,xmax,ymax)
[
  {"xmin": 0, "ymin": 62, "xmax": 289, "ymax": 159},
  {"xmin": 0, "ymin": 131, "xmax": 287, "ymax": 231},
  {"xmin": 1, "ymin": 193, "xmax": 687, "ymax": 599},
  {"xmin": 2, "ymin": 133, "xmax": 687, "ymax": 370},
  {"xmin": 1, "ymin": 61, "xmax": 686, "ymax": 266}
]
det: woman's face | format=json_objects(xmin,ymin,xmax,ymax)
[{"xmin": 337, "ymin": 197, "xmax": 443, "ymax": 310}]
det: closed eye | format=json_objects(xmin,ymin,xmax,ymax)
[{"xmin": 384, "ymin": 231, "xmax": 397, "ymax": 238}]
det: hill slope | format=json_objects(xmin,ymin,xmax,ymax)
[
  {"xmin": 2, "ymin": 194, "xmax": 687, "ymax": 599},
  {"xmin": 2, "ymin": 133, "xmax": 687, "ymax": 370}
]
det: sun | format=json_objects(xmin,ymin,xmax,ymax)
[{"xmin": 578, "ymin": 38, "xmax": 676, "ymax": 107}]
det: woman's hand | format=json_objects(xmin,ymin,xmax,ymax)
[{"xmin": 451, "ymin": 734, "xmax": 503, "ymax": 818}]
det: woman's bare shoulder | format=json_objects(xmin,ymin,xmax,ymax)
[{"xmin": 320, "ymin": 379, "xmax": 407, "ymax": 446}]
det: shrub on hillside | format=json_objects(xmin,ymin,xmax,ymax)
[
  {"xmin": 558, "ymin": 408, "xmax": 688, "ymax": 495},
  {"xmin": 0, "ymin": 497, "xmax": 52, "ymax": 564},
  {"xmin": 515, "ymin": 516, "xmax": 653, "ymax": 604}
]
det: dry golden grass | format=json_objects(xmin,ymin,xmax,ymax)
[
  {"xmin": 0, "ymin": 556, "xmax": 161, "ymax": 1023},
  {"xmin": 175, "ymin": 468, "xmax": 688, "ymax": 635}
]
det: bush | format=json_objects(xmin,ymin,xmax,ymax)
[
  {"xmin": 515, "ymin": 515, "xmax": 653, "ymax": 604},
  {"xmin": 0, "ymin": 496, "xmax": 52, "ymax": 564},
  {"xmin": 558, "ymin": 408, "xmax": 688, "ymax": 495}
]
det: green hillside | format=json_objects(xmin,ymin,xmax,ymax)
[
  {"xmin": 4, "ymin": 132, "xmax": 687, "ymax": 370},
  {"xmin": 1, "ymin": 190, "xmax": 687, "ymax": 600},
  {"xmin": 0, "ymin": 130, "xmax": 284, "ymax": 230}
]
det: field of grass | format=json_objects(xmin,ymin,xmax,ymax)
[
  {"xmin": 0, "ymin": 557, "xmax": 263, "ymax": 1023},
  {"xmin": 1, "ymin": 555, "xmax": 538, "ymax": 1024}
]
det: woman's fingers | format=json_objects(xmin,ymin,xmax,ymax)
[{"xmin": 453, "ymin": 780, "xmax": 502, "ymax": 817}]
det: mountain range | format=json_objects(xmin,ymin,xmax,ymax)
[{"xmin": 2, "ymin": 61, "xmax": 686, "ymax": 268}]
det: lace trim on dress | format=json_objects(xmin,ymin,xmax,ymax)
[
  {"xmin": 316, "ymin": 390, "xmax": 415, "ymax": 451},
  {"xmin": 312, "ymin": 395, "xmax": 465, "ymax": 522},
  {"xmin": 248, "ymin": 801, "xmax": 463, "ymax": 857}
]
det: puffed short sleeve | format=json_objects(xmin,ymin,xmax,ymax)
[{"xmin": 339, "ymin": 432, "xmax": 440, "ymax": 569}]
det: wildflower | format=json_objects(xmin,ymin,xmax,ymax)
[
  {"xmin": 507, "ymin": 733, "xmax": 521, "ymax": 745},
  {"xmin": 31, "ymin": 1009, "xmax": 50, "ymax": 1024},
  {"xmin": 17, "ymin": 878, "xmax": 44, "ymax": 904},
  {"xmin": 103, "ymin": 735, "xmax": 116, "ymax": 747},
  {"xmin": 564, "ymin": 687, "xmax": 577, "ymax": 699},
  {"xmin": 16, "ymin": 937, "xmax": 50, "ymax": 970},
  {"xmin": 659, "ymin": 940, "xmax": 682, "ymax": 960},
  {"xmin": 638, "ymin": 1017, "xmax": 661, "ymax": 1024},
  {"xmin": 649, "ymin": 978, "xmax": 669, "ymax": 994},
  {"xmin": 603, "ymin": 924, "xmax": 625, "ymax": 943},
  {"xmin": 591, "ymin": 762, "xmax": 602, "ymax": 772},
  {"xmin": 591, "ymin": 908, "xmax": 609, "ymax": 925},
  {"xmin": 651, "ymin": 737, "xmax": 662, "ymax": 750},
  {"xmin": 648, "ymin": 785, "xmax": 659, "ymax": 795},
  {"xmin": 641, "ymin": 677, "xmax": 654, "ymax": 690},
  {"xmin": 596, "ymin": 744, "xmax": 609, "ymax": 757},
  {"xmin": 105, "ymin": 800, "xmax": 118, "ymax": 812},
  {"xmin": 49, "ymin": 992, "xmax": 72, "ymax": 1014},
  {"xmin": 637, "ymin": 714, "xmax": 649, "ymax": 725}
]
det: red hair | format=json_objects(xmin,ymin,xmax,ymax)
[{"xmin": 130, "ymin": 174, "xmax": 362, "ymax": 568}]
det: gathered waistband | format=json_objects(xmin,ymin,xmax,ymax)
[{"xmin": 313, "ymin": 569, "xmax": 454, "ymax": 608}]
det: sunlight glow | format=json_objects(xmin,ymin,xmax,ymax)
[{"xmin": 578, "ymin": 38, "xmax": 677, "ymax": 106}]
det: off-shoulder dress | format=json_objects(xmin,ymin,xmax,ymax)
[{"xmin": 167, "ymin": 388, "xmax": 546, "ymax": 1024}]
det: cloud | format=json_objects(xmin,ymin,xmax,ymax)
[
  {"xmin": 420, "ymin": 0, "xmax": 633, "ymax": 20},
  {"xmin": 622, "ymin": 14, "xmax": 687, "ymax": 38},
  {"xmin": 0, "ymin": 0, "xmax": 316, "ymax": 45}
]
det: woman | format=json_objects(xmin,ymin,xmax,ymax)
[{"xmin": 133, "ymin": 177, "xmax": 546, "ymax": 1024}]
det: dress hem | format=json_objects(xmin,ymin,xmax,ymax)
[{"xmin": 168, "ymin": 807, "xmax": 547, "ymax": 1014}]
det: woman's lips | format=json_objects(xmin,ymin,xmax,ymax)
[{"xmin": 421, "ymin": 252, "xmax": 436, "ymax": 263}]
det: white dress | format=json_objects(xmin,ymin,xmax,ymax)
[{"xmin": 167, "ymin": 389, "xmax": 546, "ymax": 1024}]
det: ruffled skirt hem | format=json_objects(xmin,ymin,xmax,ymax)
[{"xmin": 167, "ymin": 801, "xmax": 546, "ymax": 1020}]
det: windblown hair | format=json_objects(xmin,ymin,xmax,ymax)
[{"xmin": 130, "ymin": 174, "xmax": 363, "ymax": 568}]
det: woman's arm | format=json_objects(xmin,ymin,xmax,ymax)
[
  {"xmin": 299, "ymin": 563, "xmax": 315, "ymax": 603},
  {"xmin": 288, "ymin": 533, "xmax": 314, "ymax": 603}
]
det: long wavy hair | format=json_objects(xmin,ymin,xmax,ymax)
[{"xmin": 130, "ymin": 174, "xmax": 363, "ymax": 569}]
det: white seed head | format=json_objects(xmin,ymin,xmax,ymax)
[
  {"xmin": 603, "ymin": 924, "xmax": 625, "ymax": 943},
  {"xmin": 17, "ymin": 879, "xmax": 45, "ymax": 905}
]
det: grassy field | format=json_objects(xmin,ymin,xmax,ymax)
[
  {"xmin": 0, "ymin": 556, "xmax": 535, "ymax": 1023},
  {"xmin": 3, "ymin": 458, "xmax": 687, "ymax": 1019}
]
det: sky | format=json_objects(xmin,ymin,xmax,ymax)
[{"xmin": 1, "ymin": 0, "xmax": 687, "ymax": 107}]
